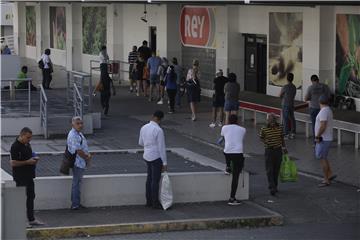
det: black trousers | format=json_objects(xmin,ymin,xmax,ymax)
[
  {"xmin": 15, "ymin": 178, "xmax": 35, "ymax": 222},
  {"xmin": 100, "ymin": 91, "xmax": 111, "ymax": 115},
  {"xmin": 42, "ymin": 69, "xmax": 52, "ymax": 89},
  {"xmin": 265, "ymin": 147, "xmax": 283, "ymax": 191},
  {"xmin": 167, "ymin": 89, "xmax": 177, "ymax": 111},
  {"xmin": 145, "ymin": 158, "xmax": 163, "ymax": 206},
  {"xmin": 224, "ymin": 153, "xmax": 244, "ymax": 199}
]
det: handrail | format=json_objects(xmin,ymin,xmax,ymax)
[
  {"xmin": 1, "ymin": 77, "xmax": 32, "ymax": 115},
  {"xmin": 73, "ymin": 83, "xmax": 83, "ymax": 102},
  {"xmin": 39, "ymin": 85, "xmax": 48, "ymax": 139},
  {"xmin": 73, "ymin": 83, "xmax": 83, "ymax": 118}
]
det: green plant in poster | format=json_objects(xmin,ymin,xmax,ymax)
[
  {"xmin": 26, "ymin": 6, "xmax": 36, "ymax": 46},
  {"xmin": 82, "ymin": 7, "xmax": 107, "ymax": 55},
  {"xmin": 336, "ymin": 14, "xmax": 360, "ymax": 97}
]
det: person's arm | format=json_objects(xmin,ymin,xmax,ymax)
[
  {"xmin": 279, "ymin": 86, "xmax": 285, "ymax": 98},
  {"xmin": 157, "ymin": 129, "xmax": 167, "ymax": 170},
  {"xmin": 128, "ymin": 53, "xmax": 131, "ymax": 64},
  {"xmin": 304, "ymin": 87, "xmax": 311, "ymax": 102},
  {"xmin": 315, "ymin": 121, "xmax": 327, "ymax": 140},
  {"xmin": 259, "ymin": 128, "xmax": 265, "ymax": 143},
  {"xmin": 138, "ymin": 128, "xmax": 144, "ymax": 146},
  {"xmin": 10, "ymin": 158, "xmax": 37, "ymax": 167}
]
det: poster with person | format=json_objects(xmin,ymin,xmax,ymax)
[
  {"xmin": 82, "ymin": 7, "xmax": 107, "ymax": 55},
  {"xmin": 50, "ymin": 7, "xmax": 66, "ymax": 50},
  {"xmin": 336, "ymin": 14, "xmax": 360, "ymax": 98},
  {"xmin": 26, "ymin": 6, "xmax": 36, "ymax": 46},
  {"xmin": 268, "ymin": 12, "xmax": 303, "ymax": 88}
]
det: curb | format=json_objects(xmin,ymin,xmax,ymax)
[{"xmin": 27, "ymin": 214, "xmax": 283, "ymax": 239}]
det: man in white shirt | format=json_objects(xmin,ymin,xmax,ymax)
[
  {"xmin": 315, "ymin": 95, "xmax": 336, "ymax": 187},
  {"xmin": 220, "ymin": 114, "xmax": 246, "ymax": 205},
  {"xmin": 41, "ymin": 49, "xmax": 53, "ymax": 89},
  {"xmin": 139, "ymin": 110, "xmax": 167, "ymax": 209}
]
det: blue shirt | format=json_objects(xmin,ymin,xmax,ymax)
[
  {"xmin": 67, "ymin": 128, "xmax": 89, "ymax": 169},
  {"xmin": 165, "ymin": 71, "xmax": 177, "ymax": 90},
  {"xmin": 147, "ymin": 57, "xmax": 161, "ymax": 75}
]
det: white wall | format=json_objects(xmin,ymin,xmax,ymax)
[{"xmin": 1, "ymin": 3, "xmax": 14, "ymax": 26}]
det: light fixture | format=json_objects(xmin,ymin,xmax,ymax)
[
  {"xmin": 244, "ymin": 0, "xmax": 250, "ymax": 4},
  {"xmin": 141, "ymin": 4, "xmax": 147, "ymax": 23}
]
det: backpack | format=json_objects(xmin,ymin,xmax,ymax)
[
  {"xmin": 345, "ymin": 97, "xmax": 356, "ymax": 111},
  {"xmin": 38, "ymin": 59, "xmax": 44, "ymax": 69}
]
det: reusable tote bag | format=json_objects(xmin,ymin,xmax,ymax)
[
  {"xmin": 159, "ymin": 172, "xmax": 173, "ymax": 210},
  {"xmin": 279, "ymin": 154, "xmax": 298, "ymax": 182}
]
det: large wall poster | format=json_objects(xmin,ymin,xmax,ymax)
[
  {"xmin": 26, "ymin": 6, "xmax": 36, "ymax": 46},
  {"xmin": 269, "ymin": 12, "xmax": 303, "ymax": 88},
  {"xmin": 82, "ymin": 7, "xmax": 107, "ymax": 55},
  {"xmin": 336, "ymin": 14, "xmax": 360, "ymax": 98},
  {"xmin": 50, "ymin": 7, "xmax": 66, "ymax": 50}
]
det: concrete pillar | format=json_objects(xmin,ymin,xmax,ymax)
[
  {"xmin": 72, "ymin": 3, "xmax": 82, "ymax": 71},
  {"xmin": 166, "ymin": 4, "xmax": 182, "ymax": 64},
  {"xmin": 13, "ymin": 2, "xmax": 26, "ymax": 56},
  {"xmin": 215, "ymin": 6, "xmax": 228, "ymax": 74}
]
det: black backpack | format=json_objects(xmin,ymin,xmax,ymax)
[{"xmin": 38, "ymin": 59, "xmax": 44, "ymax": 69}]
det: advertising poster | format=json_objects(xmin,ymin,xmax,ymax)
[
  {"xmin": 336, "ymin": 14, "xmax": 360, "ymax": 98},
  {"xmin": 82, "ymin": 7, "xmax": 107, "ymax": 55},
  {"xmin": 50, "ymin": 7, "xmax": 66, "ymax": 50},
  {"xmin": 26, "ymin": 6, "xmax": 36, "ymax": 46},
  {"xmin": 269, "ymin": 12, "xmax": 303, "ymax": 88}
]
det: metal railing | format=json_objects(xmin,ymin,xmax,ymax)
[
  {"xmin": 67, "ymin": 70, "xmax": 92, "ymax": 112},
  {"xmin": 1, "ymin": 78, "xmax": 32, "ymax": 115},
  {"xmin": 39, "ymin": 85, "xmax": 48, "ymax": 139},
  {"xmin": 73, "ymin": 82, "xmax": 83, "ymax": 119},
  {"xmin": 90, "ymin": 59, "xmax": 130, "ymax": 84}
]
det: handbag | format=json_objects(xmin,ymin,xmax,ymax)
[{"xmin": 60, "ymin": 146, "xmax": 76, "ymax": 175}]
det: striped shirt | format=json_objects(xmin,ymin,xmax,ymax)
[
  {"xmin": 259, "ymin": 124, "xmax": 284, "ymax": 148},
  {"xmin": 128, "ymin": 51, "xmax": 139, "ymax": 65}
]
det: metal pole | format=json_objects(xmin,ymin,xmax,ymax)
[
  {"xmin": 28, "ymin": 80, "xmax": 31, "ymax": 115},
  {"xmin": 88, "ymin": 75, "xmax": 92, "ymax": 112}
]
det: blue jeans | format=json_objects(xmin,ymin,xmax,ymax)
[
  {"xmin": 145, "ymin": 158, "xmax": 163, "ymax": 206},
  {"xmin": 176, "ymin": 84, "xmax": 182, "ymax": 106},
  {"xmin": 309, "ymin": 108, "xmax": 320, "ymax": 138},
  {"xmin": 71, "ymin": 166, "xmax": 85, "ymax": 208},
  {"xmin": 282, "ymin": 106, "xmax": 296, "ymax": 135}
]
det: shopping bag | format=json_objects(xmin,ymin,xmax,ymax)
[
  {"xmin": 159, "ymin": 172, "xmax": 173, "ymax": 210},
  {"xmin": 279, "ymin": 154, "xmax": 298, "ymax": 182}
]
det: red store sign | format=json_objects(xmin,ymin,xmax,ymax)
[{"xmin": 180, "ymin": 6, "xmax": 215, "ymax": 48}]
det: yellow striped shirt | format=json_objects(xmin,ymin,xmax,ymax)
[{"xmin": 259, "ymin": 125, "xmax": 284, "ymax": 148}]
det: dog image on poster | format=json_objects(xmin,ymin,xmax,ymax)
[{"xmin": 269, "ymin": 12, "xmax": 303, "ymax": 88}]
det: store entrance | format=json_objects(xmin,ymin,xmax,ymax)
[{"xmin": 244, "ymin": 34, "xmax": 267, "ymax": 94}]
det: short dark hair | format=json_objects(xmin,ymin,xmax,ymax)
[
  {"xmin": 311, "ymin": 74, "xmax": 319, "ymax": 82},
  {"xmin": 153, "ymin": 110, "xmax": 164, "ymax": 120},
  {"xmin": 228, "ymin": 73, "xmax": 237, "ymax": 83},
  {"xmin": 44, "ymin": 48, "xmax": 51, "ymax": 55},
  {"xmin": 133, "ymin": 45, "xmax": 137, "ymax": 50},
  {"xmin": 172, "ymin": 57, "xmax": 178, "ymax": 65},
  {"xmin": 143, "ymin": 40, "xmax": 148, "ymax": 45},
  {"xmin": 228, "ymin": 114, "xmax": 238, "ymax": 124},
  {"xmin": 287, "ymin": 73, "xmax": 294, "ymax": 82},
  {"xmin": 319, "ymin": 94, "xmax": 329, "ymax": 105},
  {"xmin": 21, "ymin": 66, "xmax": 28, "ymax": 72},
  {"xmin": 20, "ymin": 127, "xmax": 32, "ymax": 135},
  {"xmin": 101, "ymin": 45, "xmax": 107, "ymax": 51}
]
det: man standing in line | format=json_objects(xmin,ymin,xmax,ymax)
[
  {"xmin": 279, "ymin": 73, "xmax": 297, "ymax": 139},
  {"xmin": 138, "ymin": 40, "xmax": 152, "ymax": 63},
  {"xmin": 128, "ymin": 45, "xmax": 139, "ymax": 93},
  {"xmin": 315, "ymin": 95, "xmax": 336, "ymax": 187},
  {"xmin": 305, "ymin": 74, "xmax": 331, "ymax": 140},
  {"xmin": 67, "ymin": 116, "xmax": 92, "ymax": 210},
  {"xmin": 41, "ymin": 48, "xmax": 53, "ymax": 89},
  {"xmin": 10, "ymin": 127, "xmax": 44, "ymax": 226},
  {"xmin": 147, "ymin": 52, "xmax": 162, "ymax": 102},
  {"xmin": 171, "ymin": 57, "xmax": 183, "ymax": 108},
  {"xmin": 139, "ymin": 110, "xmax": 168, "ymax": 209},
  {"xmin": 209, "ymin": 69, "xmax": 228, "ymax": 128}
]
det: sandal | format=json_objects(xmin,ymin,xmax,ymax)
[
  {"xmin": 318, "ymin": 182, "xmax": 330, "ymax": 187},
  {"xmin": 329, "ymin": 175, "xmax": 337, "ymax": 181}
]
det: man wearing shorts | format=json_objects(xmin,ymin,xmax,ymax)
[
  {"xmin": 315, "ymin": 95, "xmax": 336, "ymax": 187},
  {"xmin": 210, "ymin": 69, "xmax": 227, "ymax": 128},
  {"xmin": 147, "ymin": 52, "xmax": 161, "ymax": 102}
]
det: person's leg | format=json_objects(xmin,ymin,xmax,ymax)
[
  {"xmin": 169, "ymin": 89, "xmax": 176, "ymax": 111},
  {"xmin": 151, "ymin": 159, "xmax": 163, "ymax": 207},
  {"xmin": 137, "ymin": 80, "xmax": 141, "ymax": 96},
  {"xmin": 289, "ymin": 107, "xmax": 296, "ymax": 135},
  {"xmin": 176, "ymin": 84, "xmax": 181, "ymax": 107},
  {"xmin": 219, "ymin": 107, "xmax": 224, "ymax": 125},
  {"xmin": 230, "ymin": 154, "xmax": 244, "ymax": 199},
  {"xmin": 225, "ymin": 111, "xmax": 230, "ymax": 125},
  {"xmin": 224, "ymin": 153, "xmax": 232, "ymax": 174},
  {"xmin": 100, "ymin": 92, "xmax": 106, "ymax": 110},
  {"xmin": 104, "ymin": 92, "xmax": 110, "ymax": 115},
  {"xmin": 26, "ymin": 179, "xmax": 36, "ymax": 222},
  {"xmin": 273, "ymin": 148, "xmax": 283, "ymax": 191},
  {"xmin": 71, "ymin": 166, "xmax": 85, "ymax": 208},
  {"xmin": 265, "ymin": 149, "xmax": 276, "ymax": 193},
  {"xmin": 145, "ymin": 161, "xmax": 152, "ymax": 206},
  {"xmin": 42, "ymin": 70, "xmax": 46, "ymax": 88},
  {"xmin": 190, "ymin": 102, "xmax": 196, "ymax": 120},
  {"xmin": 212, "ymin": 107, "xmax": 217, "ymax": 124},
  {"xmin": 282, "ymin": 106, "xmax": 290, "ymax": 136}
]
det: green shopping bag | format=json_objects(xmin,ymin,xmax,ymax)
[{"xmin": 279, "ymin": 154, "xmax": 298, "ymax": 182}]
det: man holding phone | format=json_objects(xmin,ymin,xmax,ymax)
[
  {"xmin": 315, "ymin": 95, "xmax": 336, "ymax": 187},
  {"xmin": 10, "ymin": 127, "xmax": 44, "ymax": 226}
]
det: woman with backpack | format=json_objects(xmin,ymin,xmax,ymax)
[
  {"xmin": 186, "ymin": 59, "xmax": 201, "ymax": 121},
  {"xmin": 165, "ymin": 65, "xmax": 177, "ymax": 114}
]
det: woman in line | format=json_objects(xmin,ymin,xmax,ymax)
[
  {"xmin": 224, "ymin": 73, "xmax": 240, "ymax": 124},
  {"xmin": 220, "ymin": 114, "xmax": 246, "ymax": 205},
  {"xmin": 186, "ymin": 59, "xmax": 201, "ymax": 121},
  {"xmin": 41, "ymin": 49, "xmax": 53, "ymax": 89},
  {"xmin": 165, "ymin": 65, "xmax": 177, "ymax": 114},
  {"xmin": 134, "ymin": 56, "xmax": 146, "ymax": 97}
]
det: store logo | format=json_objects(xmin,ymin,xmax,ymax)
[{"xmin": 180, "ymin": 6, "xmax": 215, "ymax": 48}]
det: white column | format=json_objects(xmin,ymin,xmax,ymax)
[
  {"xmin": 13, "ymin": 2, "xmax": 26, "ymax": 56},
  {"xmin": 66, "ymin": 3, "xmax": 73, "ymax": 70}
]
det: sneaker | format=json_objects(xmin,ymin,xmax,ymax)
[
  {"xmin": 217, "ymin": 122, "xmax": 223, "ymax": 127},
  {"xmin": 168, "ymin": 111, "xmax": 174, "ymax": 114},
  {"xmin": 224, "ymin": 167, "xmax": 231, "ymax": 175},
  {"xmin": 129, "ymin": 88, "xmax": 133, "ymax": 92},
  {"xmin": 209, "ymin": 122, "xmax": 216, "ymax": 128},
  {"xmin": 228, "ymin": 198, "xmax": 242, "ymax": 206},
  {"xmin": 157, "ymin": 99, "xmax": 163, "ymax": 104},
  {"xmin": 289, "ymin": 133, "xmax": 295, "ymax": 139},
  {"xmin": 29, "ymin": 219, "xmax": 45, "ymax": 226}
]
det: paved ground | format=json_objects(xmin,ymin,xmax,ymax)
[{"xmin": 2, "ymin": 86, "xmax": 360, "ymax": 239}]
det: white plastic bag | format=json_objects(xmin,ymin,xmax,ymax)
[{"xmin": 159, "ymin": 172, "xmax": 173, "ymax": 210}]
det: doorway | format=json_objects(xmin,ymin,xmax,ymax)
[
  {"xmin": 244, "ymin": 34, "xmax": 267, "ymax": 94},
  {"xmin": 149, "ymin": 26, "xmax": 157, "ymax": 53}
]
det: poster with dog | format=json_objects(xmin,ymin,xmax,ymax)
[{"xmin": 269, "ymin": 12, "xmax": 303, "ymax": 88}]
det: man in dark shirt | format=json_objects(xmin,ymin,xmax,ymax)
[
  {"xmin": 209, "ymin": 69, "xmax": 228, "ymax": 128},
  {"xmin": 279, "ymin": 73, "xmax": 297, "ymax": 139},
  {"xmin": 138, "ymin": 40, "xmax": 152, "ymax": 62},
  {"xmin": 10, "ymin": 127, "xmax": 44, "ymax": 226}
]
